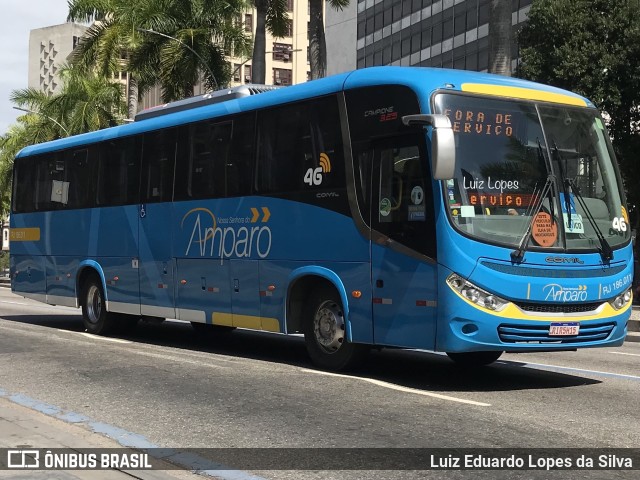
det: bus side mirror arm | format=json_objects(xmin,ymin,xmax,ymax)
[{"xmin": 402, "ymin": 114, "xmax": 456, "ymax": 180}]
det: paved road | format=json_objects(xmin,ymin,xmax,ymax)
[{"xmin": 0, "ymin": 289, "xmax": 639, "ymax": 479}]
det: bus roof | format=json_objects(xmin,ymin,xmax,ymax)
[{"xmin": 15, "ymin": 66, "xmax": 593, "ymax": 159}]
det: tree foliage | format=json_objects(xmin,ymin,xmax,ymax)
[
  {"xmin": 68, "ymin": 0, "xmax": 251, "ymax": 105},
  {"xmin": 0, "ymin": 65, "xmax": 125, "ymax": 215},
  {"xmin": 517, "ymin": 0, "xmax": 640, "ymax": 218}
]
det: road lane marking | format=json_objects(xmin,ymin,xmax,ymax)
[
  {"xmin": 610, "ymin": 351, "xmax": 640, "ymax": 358},
  {"xmin": 300, "ymin": 368, "xmax": 491, "ymax": 407},
  {"xmin": 499, "ymin": 360, "xmax": 640, "ymax": 381},
  {"xmin": 72, "ymin": 331, "xmax": 133, "ymax": 344}
]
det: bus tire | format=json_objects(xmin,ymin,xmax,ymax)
[
  {"xmin": 446, "ymin": 351, "xmax": 503, "ymax": 367},
  {"xmin": 81, "ymin": 276, "xmax": 115, "ymax": 335},
  {"xmin": 303, "ymin": 287, "xmax": 368, "ymax": 371}
]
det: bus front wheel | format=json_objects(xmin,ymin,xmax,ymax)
[
  {"xmin": 81, "ymin": 276, "xmax": 114, "ymax": 335},
  {"xmin": 303, "ymin": 287, "xmax": 368, "ymax": 371},
  {"xmin": 446, "ymin": 351, "xmax": 503, "ymax": 367}
]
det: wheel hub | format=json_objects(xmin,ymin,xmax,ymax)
[{"xmin": 313, "ymin": 300, "xmax": 345, "ymax": 353}]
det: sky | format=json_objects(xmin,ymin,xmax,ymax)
[{"xmin": 0, "ymin": 0, "xmax": 71, "ymax": 135}]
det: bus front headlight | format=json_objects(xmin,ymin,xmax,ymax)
[
  {"xmin": 446, "ymin": 274, "xmax": 509, "ymax": 312},
  {"xmin": 610, "ymin": 288, "xmax": 632, "ymax": 310}
]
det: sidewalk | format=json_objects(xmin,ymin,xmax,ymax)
[{"xmin": 0, "ymin": 397, "xmax": 201, "ymax": 480}]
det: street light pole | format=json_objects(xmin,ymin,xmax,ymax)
[
  {"xmin": 13, "ymin": 106, "xmax": 69, "ymax": 136},
  {"xmin": 137, "ymin": 28, "xmax": 218, "ymax": 90}
]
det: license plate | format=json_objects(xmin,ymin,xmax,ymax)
[{"xmin": 549, "ymin": 322, "xmax": 580, "ymax": 336}]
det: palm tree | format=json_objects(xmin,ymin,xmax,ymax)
[
  {"xmin": 249, "ymin": 0, "xmax": 289, "ymax": 84},
  {"xmin": 488, "ymin": 0, "xmax": 512, "ymax": 76},
  {"xmin": 68, "ymin": 0, "xmax": 250, "ymax": 110},
  {"xmin": 309, "ymin": 0, "xmax": 349, "ymax": 80},
  {"xmin": 0, "ymin": 66, "xmax": 126, "ymax": 214},
  {"xmin": 10, "ymin": 64, "xmax": 126, "ymax": 137}
]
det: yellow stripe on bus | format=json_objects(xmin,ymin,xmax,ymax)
[
  {"xmin": 10, "ymin": 228, "xmax": 41, "ymax": 242},
  {"xmin": 212, "ymin": 313, "xmax": 280, "ymax": 332},
  {"xmin": 461, "ymin": 83, "xmax": 588, "ymax": 107}
]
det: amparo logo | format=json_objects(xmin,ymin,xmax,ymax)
[
  {"xmin": 543, "ymin": 283, "xmax": 588, "ymax": 302},
  {"xmin": 181, "ymin": 208, "xmax": 272, "ymax": 259}
]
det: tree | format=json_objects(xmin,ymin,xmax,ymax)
[
  {"xmin": 488, "ymin": 0, "xmax": 511, "ymax": 76},
  {"xmin": 0, "ymin": 65, "xmax": 126, "ymax": 215},
  {"xmin": 308, "ymin": 0, "xmax": 349, "ymax": 80},
  {"xmin": 68, "ymin": 0, "xmax": 250, "ymax": 109},
  {"xmin": 10, "ymin": 65, "xmax": 126, "ymax": 136},
  {"xmin": 517, "ymin": 0, "xmax": 640, "ymax": 223},
  {"xmin": 249, "ymin": 0, "xmax": 289, "ymax": 84}
]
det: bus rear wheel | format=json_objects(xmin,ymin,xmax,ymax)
[
  {"xmin": 446, "ymin": 351, "xmax": 503, "ymax": 367},
  {"xmin": 303, "ymin": 287, "xmax": 368, "ymax": 371},
  {"xmin": 81, "ymin": 276, "xmax": 115, "ymax": 335}
]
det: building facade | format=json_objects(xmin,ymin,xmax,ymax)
[
  {"xmin": 326, "ymin": 0, "xmax": 532, "ymax": 75},
  {"xmin": 28, "ymin": 23, "xmax": 88, "ymax": 95}
]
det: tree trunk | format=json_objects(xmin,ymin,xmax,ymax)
[
  {"xmin": 309, "ymin": 0, "xmax": 327, "ymax": 79},
  {"xmin": 127, "ymin": 74, "xmax": 138, "ymax": 120},
  {"xmin": 252, "ymin": 0, "xmax": 268, "ymax": 84},
  {"xmin": 488, "ymin": 0, "xmax": 511, "ymax": 76}
]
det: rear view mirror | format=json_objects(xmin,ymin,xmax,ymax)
[{"xmin": 402, "ymin": 114, "xmax": 455, "ymax": 180}]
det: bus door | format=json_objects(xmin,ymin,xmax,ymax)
[
  {"xmin": 368, "ymin": 134, "xmax": 438, "ymax": 350},
  {"xmin": 138, "ymin": 129, "xmax": 177, "ymax": 319}
]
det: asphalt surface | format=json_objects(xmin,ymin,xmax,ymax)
[{"xmin": 0, "ymin": 288, "xmax": 639, "ymax": 480}]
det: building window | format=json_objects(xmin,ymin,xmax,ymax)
[
  {"xmin": 233, "ymin": 64, "xmax": 241, "ymax": 82},
  {"xmin": 244, "ymin": 65, "xmax": 252, "ymax": 83},
  {"xmin": 272, "ymin": 43, "xmax": 293, "ymax": 61},
  {"xmin": 244, "ymin": 14, "xmax": 253, "ymax": 32},
  {"xmin": 285, "ymin": 19, "xmax": 293, "ymax": 37},
  {"xmin": 273, "ymin": 68, "xmax": 292, "ymax": 86},
  {"xmin": 287, "ymin": 0, "xmax": 294, "ymax": 12}
]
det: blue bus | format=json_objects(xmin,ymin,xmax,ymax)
[{"xmin": 10, "ymin": 66, "xmax": 633, "ymax": 370}]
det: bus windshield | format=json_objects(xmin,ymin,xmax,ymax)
[{"xmin": 434, "ymin": 93, "xmax": 630, "ymax": 252}]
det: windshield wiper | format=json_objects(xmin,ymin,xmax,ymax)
[
  {"xmin": 551, "ymin": 143, "xmax": 613, "ymax": 261},
  {"xmin": 552, "ymin": 142, "xmax": 573, "ymax": 229},
  {"xmin": 511, "ymin": 173, "xmax": 555, "ymax": 263},
  {"xmin": 567, "ymin": 179, "xmax": 614, "ymax": 261}
]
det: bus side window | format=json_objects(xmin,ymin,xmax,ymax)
[
  {"xmin": 227, "ymin": 113, "xmax": 255, "ymax": 197},
  {"xmin": 96, "ymin": 138, "xmax": 138, "ymax": 206},
  {"xmin": 142, "ymin": 129, "xmax": 177, "ymax": 203},
  {"xmin": 12, "ymin": 157, "xmax": 35, "ymax": 213},
  {"xmin": 187, "ymin": 121, "xmax": 231, "ymax": 199},
  {"xmin": 65, "ymin": 148, "xmax": 94, "ymax": 209}
]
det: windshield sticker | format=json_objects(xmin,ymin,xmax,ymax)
[
  {"xmin": 460, "ymin": 205, "xmax": 475, "ymax": 218},
  {"xmin": 408, "ymin": 205, "xmax": 425, "ymax": 221},
  {"xmin": 411, "ymin": 186, "xmax": 424, "ymax": 205},
  {"xmin": 379, "ymin": 198, "xmax": 392, "ymax": 217},
  {"xmin": 531, "ymin": 212, "xmax": 558, "ymax": 247}
]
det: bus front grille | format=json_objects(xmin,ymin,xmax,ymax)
[
  {"xmin": 498, "ymin": 322, "xmax": 616, "ymax": 344},
  {"xmin": 513, "ymin": 301, "xmax": 601, "ymax": 314}
]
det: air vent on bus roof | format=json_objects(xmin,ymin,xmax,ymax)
[{"xmin": 134, "ymin": 84, "xmax": 282, "ymax": 121}]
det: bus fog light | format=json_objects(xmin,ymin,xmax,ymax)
[
  {"xmin": 623, "ymin": 290, "xmax": 632, "ymax": 303},
  {"xmin": 461, "ymin": 323, "xmax": 479, "ymax": 334}
]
